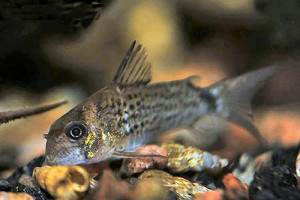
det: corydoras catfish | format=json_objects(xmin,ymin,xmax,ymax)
[{"xmin": 43, "ymin": 41, "xmax": 277, "ymax": 166}]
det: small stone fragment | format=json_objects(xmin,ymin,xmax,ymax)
[
  {"xmin": 32, "ymin": 166, "xmax": 90, "ymax": 200},
  {"xmin": 139, "ymin": 169, "xmax": 210, "ymax": 200},
  {"xmin": 18, "ymin": 174, "xmax": 38, "ymax": 188},
  {"xmin": 0, "ymin": 192, "xmax": 34, "ymax": 200},
  {"xmin": 91, "ymin": 169, "xmax": 131, "ymax": 200},
  {"xmin": 121, "ymin": 145, "xmax": 168, "ymax": 175},
  {"xmin": 139, "ymin": 169, "xmax": 174, "ymax": 188},
  {"xmin": 191, "ymin": 182, "xmax": 212, "ymax": 197},
  {"xmin": 162, "ymin": 143, "xmax": 228, "ymax": 173},
  {"xmin": 222, "ymin": 173, "xmax": 248, "ymax": 200},
  {"xmin": 131, "ymin": 178, "xmax": 169, "ymax": 200},
  {"xmin": 194, "ymin": 189, "xmax": 224, "ymax": 200},
  {"xmin": 296, "ymin": 149, "xmax": 300, "ymax": 180},
  {"xmin": 254, "ymin": 151, "xmax": 272, "ymax": 171},
  {"xmin": 233, "ymin": 154, "xmax": 255, "ymax": 185},
  {"xmin": 0, "ymin": 180, "xmax": 11, "ymax": 191},
  {"xmin": 173, "ymin": 177, "xmax": 210, "ymax": 200}
]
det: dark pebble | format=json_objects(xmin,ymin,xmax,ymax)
[
  {"xmin": 271, "ymin": 146, "xmax": 299, "ymax": 169},
  {"xmin": 249, "ymin": 165, "xmax": 300, "ymax": 200},
  {"xmin": 0, "ymin": 180, "xmax": 11, "ymax": 191},
  {"xmin": 0, "ymin": 155, "xmax": 45, "ymax": 193},
  {"xmin": 175, "ymin": 171, "xmax": 223, "ymax": 189},
  {"xmin": 5, "ymin": 155, "xmax": 45, "ymax": 187},
  {"xmin": 13, "ymin": 183, "xmax": 51, "ymax": 200}
]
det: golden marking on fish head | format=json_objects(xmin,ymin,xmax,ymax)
[{"xmin": 83, "ymin": 130, "xmax": 100, "ymax": 159}]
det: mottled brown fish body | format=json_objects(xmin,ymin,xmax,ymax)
[
  {"xmin": 105, "ymin": 79, "xmax": 209, "ymax": 148},
  {"xmin": 44, "ymin": 41, "xmax": 278, "ymax": 166}
]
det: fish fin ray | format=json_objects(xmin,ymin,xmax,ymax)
[
  {"xmin": 208, "ymin": 66, "xmax": 279, "ymax": 146},
  {"xmin": 112, "ymin": 151, "xmax": 167, "ymax": 159},
  {"xmin": 112, "ymin": 41, "xmax": 152, "ymax": 86},
  {"xmin": 227, "ymin": 111, "xmax": 268, "ymax": 145}
]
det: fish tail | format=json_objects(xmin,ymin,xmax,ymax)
[{"xmin": 206, "ymin": 66, "xmax": 278, "ymax": 146}]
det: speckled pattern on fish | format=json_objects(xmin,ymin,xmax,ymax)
[{"xmin": 43, "ymin": 41, "xmax": 278, "ymax": 166}]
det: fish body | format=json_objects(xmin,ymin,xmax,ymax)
[
  {"xmin": 107, "ymin": 78, "xmax": 213, "ymax": 147},
  {"xmin": 44, "ymin": 41, "xmax": 277, "ymax": 166}
]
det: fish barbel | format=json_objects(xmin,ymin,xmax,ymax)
[{"xmin": 43, "ymin": 41, "xmax": 277, "ymax": 166}]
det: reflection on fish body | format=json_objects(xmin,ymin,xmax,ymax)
[{"xmin": 43, "ymin": 41, "xmax": 278, "ymax": 166}]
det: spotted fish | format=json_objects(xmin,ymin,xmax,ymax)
[{"xmin": 43, "ymin": 41, "xmax": 277, "ymax": 166}]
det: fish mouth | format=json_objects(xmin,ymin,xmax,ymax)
[
  {"xmin": 43, "ymin": 154, "xmax": 86, "ymax": 166},
  {"xmin": 43, "ymin": 146, "xmax": 86, "ymax": 166}
]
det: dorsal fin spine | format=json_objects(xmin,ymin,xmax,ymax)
[
  {"xmin": 112, "ymin": 40, "xmax": 136, "ymax": 83},
  {"xmin": 112, "ymin": 41, "xmax": 152, "ymax": 86},
  {"xmin": 132, "ymin": 56, "xmax": 146, "ymax": 83}
]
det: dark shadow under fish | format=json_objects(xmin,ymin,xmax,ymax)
[{"xmin": 43, "ymin": 41, "xmax": 278, "ymax": 166}]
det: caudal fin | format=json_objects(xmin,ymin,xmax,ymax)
[{"xmin": 207, "ymin": 66, "xmax": 278, "ymax": 146}]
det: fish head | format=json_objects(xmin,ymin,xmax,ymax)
[{"xmin": 43, "ymin": 88, "xmax": 123, "ymax": 166}]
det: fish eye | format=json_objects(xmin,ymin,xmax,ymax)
[{"xmin": 66, "ymin": 122, "xmax": 87, "ymax": 140}]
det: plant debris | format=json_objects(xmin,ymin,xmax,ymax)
[{"xmin": 0, "ymin": 101, "xmax": 67, "ymax": 125}]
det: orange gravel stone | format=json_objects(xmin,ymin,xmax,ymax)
[
  {"xmin": 121, "ymin": 145, "xmax": 168, "ymax": 175},
  {"xmin": 194, "ymin": 189, "xmax": 224, "ymax": 200},
  {"xmin": 222, "ymin": 173, "xmax": 249, "ymax": 200}
]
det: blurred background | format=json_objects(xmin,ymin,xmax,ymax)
[{"xmin": 0, "ymin": 0, "xmax": 300, "ymax": 174}]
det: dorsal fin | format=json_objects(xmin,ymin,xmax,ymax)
[{"xmin": 112, "ymin": 41, "xmax": 152, "ymax": 86}]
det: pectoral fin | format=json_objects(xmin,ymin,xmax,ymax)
[
  {"xmin": 112, "ymin": 151, "xmax": 167, "ymax": 159},
  {"xmin": 159, "ymin": 115, "xmax": 228, "ymax": 149}
]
